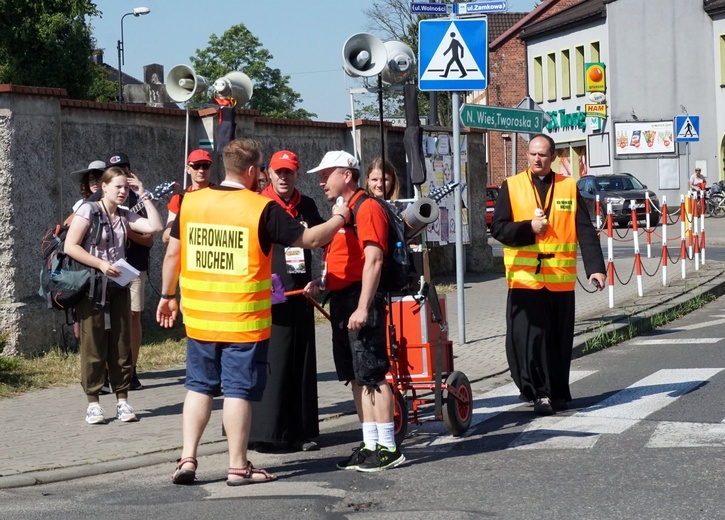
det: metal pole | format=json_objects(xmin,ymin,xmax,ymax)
[
  {"xmin": 511, "ymin": 134, "xmax": 517, "ymax": 177},
  {"xmin": 116, "ymin": 38, "xmax": 123, "ymax": 103},
  {"xmin": 453, "ymin": 91, "xmax": 465, "ymax": 345},
  {"xmin": 183, "ymin": 103, "xmax": 190, "ymax": 190},
  {"xmin": 118, "ymin": 12, "xmax": 131, "ymax": 104},
  {"xmin": 378, "ymin": 74, "xmax": 385, "ymax": 168}
]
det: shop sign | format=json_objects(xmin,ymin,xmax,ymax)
[{"xmin": 546, "ymin": 107, "xmax": 587, "ymax": 132}]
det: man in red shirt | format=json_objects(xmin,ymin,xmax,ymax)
[
  {"xmin": 162, "ymin": 149, "xmax": 213, "ymax": 244},
  {"xmin": 308, "ymin": 151, "xmax": 405, "ymax": 472}
]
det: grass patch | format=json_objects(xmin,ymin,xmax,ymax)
[
  {"xmin": 0, "ymin": 326, "xmax": 187, "ymax": 399},
  {"xmin": 583, "ymin": 292, "xmax": 716, "ymax": 353}
]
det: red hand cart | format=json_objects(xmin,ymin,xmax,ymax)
[{"xmin": 385, "ymin": 283, "xmax": 473, "ymax": 444}]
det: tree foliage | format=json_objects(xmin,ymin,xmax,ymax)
[
  {"xmin": 190, "ymin": 24, "xmax": 315, "ymax": 120},
  {"xmin": 0, "ymin": 0, "xmax": 109, "ymax": 100},
  {"xmin": 360, "ymin": 0, "xmax": 457, "ymax": 126}
]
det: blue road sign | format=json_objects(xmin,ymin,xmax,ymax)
[
  {"xmin": 418, "ymin": 19, "xmax": 488, "ymax": 91},
  {"xmin": 457, "ymin": 1, "xmax": 508, "ymax": 15},
  {"xmin": 410, "ymin": 2, "xmax": 450, "ymax": 15},
  {"xmin": 674, "ymin": 115, "xmax": 700, "ymax": 143}
]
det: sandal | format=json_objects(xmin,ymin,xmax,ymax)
[
  {"xmin": 226, "ymin": 461, "xmax": 277, "ymax": 487},
  {"xmin": 171, "ymin": 456, "xmax": 197, "ymax": 485}
]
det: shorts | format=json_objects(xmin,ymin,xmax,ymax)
[
  {"xmin": 129, "ymin": 270, "xmax": 147, "ymax": 312},
  {"xmin": 184, "ymin": 337, "xmax": 269, "ymax": 401},
  {"xmin": 330, "ymin": 284, "xmax": 389, "ymax": 387}
]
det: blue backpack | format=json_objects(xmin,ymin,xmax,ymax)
[{"xmin": 39, "ymin": 203, "xmax": 103, "ymax": 313}]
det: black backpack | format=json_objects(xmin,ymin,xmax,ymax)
[
  {"xmin": 39, "ymin": 202, "xmax": 104, "ymax": 314},
  {"xmin": 351, "ymin": 193, "xmax": 412, "ymax": 294}
]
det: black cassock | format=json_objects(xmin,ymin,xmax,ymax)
[
  {"xmin": 490, "ymin": 173, "xmax": 605, "ymax": 402},
  {"xmin": 249, "ymin": 195, "xmax": 324, "ymax": 446}
]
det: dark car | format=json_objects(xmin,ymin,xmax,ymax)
[
  {"xmin": 486, "ymin": 185, "xmax": 499, "ymax": 227},
  {"xmin": 576, "ymin": 173, "xmax": 660, "ymax": 227}
]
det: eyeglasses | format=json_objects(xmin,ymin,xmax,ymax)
[{"xmin": 189, "ymin": 162, "xmax": 212, "ymax": 170}]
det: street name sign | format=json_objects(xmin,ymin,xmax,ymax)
[
  {"xmin": 460, "ymin": 104, "xmax": 545, "ymax": 133},
  {"xmin": 410, "ymin": 2, "xmax": 451, "ymax": 15},
  {"xmin": 457, "ymin": 1, "xmax": 508, "ymax": 15}
]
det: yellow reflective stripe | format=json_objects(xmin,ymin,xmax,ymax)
[
  {"xmin": 184, "ymin": 315, "xmax": 272, "ymax": 332},
  {"xmin": 505, "ymin": 243, "xmax": 578, "ymax": 253},
  {"xmin": 507, "ymin": 272, "xmax": 577, "ymax": 282},
  {"xmin": 505, "ymin": 257, "xmax": 577, "ymax": 268},
  {"xmin": 180, "ymin": 276, "xmax": 271, "ymax": 293},
  {"xmin": 504, "ymin": 256, "xmax": 539, "ymax": 267},
  {"xmin": 182, "ymin": 297, "xmax": 271, "ymax": 313},
  {"xmin": 507, "ymin": 271, "xmax": 543, "ymax": 282}
]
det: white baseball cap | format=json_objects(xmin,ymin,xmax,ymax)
[{"xmin": 307, "ymin": 150, "xmax": 360, "ymax": 173}]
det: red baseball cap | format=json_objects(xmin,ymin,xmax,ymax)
[
  {"xmin": 269, "ymin": 150, "xmax": 299, "ymax": 172},
  {"xmin": 187, "ymin": 149, "xmax": 212, "ymax": 163}
]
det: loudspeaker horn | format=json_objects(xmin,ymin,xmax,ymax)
[
  {"xmin": 342, "ymin": 33, "xmax": 386, "ymax": 78},
  {"xmin": 381, "ymin": 40, "xmax": 416, "ymax": 86},
  {"xmin": 165, "ymin": 64, "xmax": 209, "ymax": 102},
  {"xmin": 212, "ymin": 71, "xmax": 253, "ymax": 106}
]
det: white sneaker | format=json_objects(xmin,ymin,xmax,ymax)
[
  {"xmin": 85, "ymin": 404, "xmax": 106, "ymax": 424},
  {"xmin": 116, "ymin": 401, "xmax": 138, "ymax": 422}
]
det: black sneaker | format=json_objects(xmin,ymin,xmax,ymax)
[
  {"xmin": 336, "ymin": 442, "xmax": 374, "ymax": 470},
  {"xmin": 534, "ymin": 397, "xmax": 554, "ymax": 416},
  {"xmin": 356, "ymin": 444, "xmax": 405, "ymax": 472}
]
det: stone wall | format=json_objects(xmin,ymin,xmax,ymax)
[{"xmin": 0, "ymin": 85, "xmax": 490, "ymax": 356}]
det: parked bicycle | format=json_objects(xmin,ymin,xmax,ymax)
[{"xmin": 705, "ymin": 181, "xmax": 725, "ymax": 217}]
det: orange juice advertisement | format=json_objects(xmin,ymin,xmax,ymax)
[{"xmin": 614, "ymin": 121, "xmax": 675, "ymax": 156}]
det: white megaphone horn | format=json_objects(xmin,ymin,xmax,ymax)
[
  {"xmin": 381, "ymin": 40, "xmax": 416, "ymax": 86},
  {"xmin": 342, "ymin": 33, "xmax": 386, "ymax": 78},
  {"xmin": 212, "ymin": 71, "xmax": 253, "ymax": 106},
  {"xmin": 165, "ymin": 64, "xmax": 209, "ymax": 103}
]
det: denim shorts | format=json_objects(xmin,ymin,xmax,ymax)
[
  {"xmin": 330, "ymin": 284, "xmax": 389, "ymax": 387},
  {"xmin": 184, "ymin": 337, "xmax": 269, "ymax": 401}
]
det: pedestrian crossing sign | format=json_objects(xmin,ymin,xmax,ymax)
[
  {"xmin": 419, "ymin": 19, "xmax": 488, "ymax": 91},
  {"xmin": 674, "ymin": 115, "xmax": 700, "ymax": 142}
]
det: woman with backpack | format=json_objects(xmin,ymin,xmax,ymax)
[{"xmin": 65, "ymin": 166, "xmax": 163, "ymax": 425}]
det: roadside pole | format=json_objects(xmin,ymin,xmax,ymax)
[
  {"xmin": 418, "ymin": 4, "xmax": 495, "ymax": 345},
  {"xmin": 452, "ymin": 91, "xmax": 465, "ymax": 344}
]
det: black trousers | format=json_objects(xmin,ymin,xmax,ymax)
[{"xmin": 505, "ymin": 288, "xmax": 575, "ymax": 402}]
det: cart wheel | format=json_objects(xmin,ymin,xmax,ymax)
[
  {"xmin": 393, "ymin": 389, "xmax": 408, "ymax": 445},
  {"xmin": 442, "ymin": 371, "xmax": 472, "ymax": 437}
]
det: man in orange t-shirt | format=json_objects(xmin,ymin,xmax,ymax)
[
  {"xmin": 162, "ymin": 149, "xmax": 214, "ymax": 244},
  {"xmin": 308, "ymin": 150, "xmax": 405, "ymax": 473}
]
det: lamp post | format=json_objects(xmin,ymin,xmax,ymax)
[{"xmin": 117, "ymin": 7, "xmax": 151, "ymax": 103}]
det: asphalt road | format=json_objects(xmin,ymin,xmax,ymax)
[{"xmin": 3, "ymin": 299, "xmax": 725, "ymax": 519}]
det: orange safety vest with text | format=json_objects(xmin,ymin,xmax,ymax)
[
  {"xmin": 179, "ymin": 188, "xmax": 272, "ymax": 342},
  {"xmin": 503, "ymin": 170, "xmax": 578, "ymax": 291}
]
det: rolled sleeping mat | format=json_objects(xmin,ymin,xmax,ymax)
[{"xmin": 401, "ymin": 197, "xmax": 439, "ymax": 241}]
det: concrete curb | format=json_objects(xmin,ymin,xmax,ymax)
[{"xmin": 572, "ymin": 267, "xmax": 725, "ymax": 359}]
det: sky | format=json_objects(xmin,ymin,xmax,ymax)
[{"xmin": 91, "ymin": 0, "xmax": 537, "ymax": 122}]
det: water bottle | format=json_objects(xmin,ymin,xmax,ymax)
[{"xmin": 392, "ymin": 241, "xmax": 408, "ymax": 265}]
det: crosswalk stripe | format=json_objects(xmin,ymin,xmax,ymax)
[
  {"xmin": 646, "ymin": 420, "xmax": 725, "ymax": 448},
  {"xmin": 633, "ymin": 338, "xmax": 722, "ymax": 345},
  {"xmin": 665, "ymin": 318, "xmax": 725, "ymax": 331},
  {"xmin": 510, "ymin": 368, "xmax": 723, "ymax": 450},
  {"xmin": 403, "ymin": 371, "xmax": 596, "ymax": 448}
]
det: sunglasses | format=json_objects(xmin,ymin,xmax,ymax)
[{"xmin": 189, "ymin": 162, "xmax": 212, "ymax": 170}]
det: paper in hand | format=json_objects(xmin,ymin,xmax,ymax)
[{"xmin": 111, "ymin": 258, "xmax": 140, "ymax": 287}]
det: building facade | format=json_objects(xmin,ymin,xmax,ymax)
[{"xmin": 522, "ymin": 0, "xmax": 723, "ymax": 204}]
